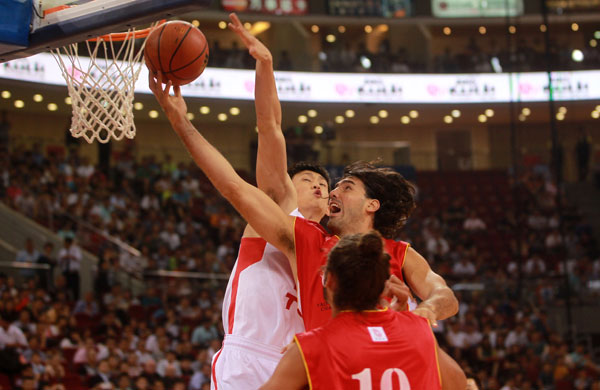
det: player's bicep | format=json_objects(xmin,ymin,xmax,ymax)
[
  {"xmin": 403, "ymin": 248, "xmax": 448, "ymax": 300},
  {"xmin": 260, "ymin": 344, "xmax": 308, "ymax": 390}
]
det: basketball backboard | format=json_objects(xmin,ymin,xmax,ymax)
[{"xmin": 0, "ymin": 0, "xmax": 212, "ymax": 63}]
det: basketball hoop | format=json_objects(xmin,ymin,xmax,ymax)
[{"xmin": 51, "ymin": 22, "xmax": 162, "ymax": 144}]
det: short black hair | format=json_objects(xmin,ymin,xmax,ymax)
[
  {"xmin": 326, "ymin": 231, "xmax": 390, "ymax": 311},
  {"xmin": 341, "ymin": 161, "xmax": 415, "ymax": 239},
  {"xmin": 288, "ymin": 162, "xmax": 331, "ymax": 190}
]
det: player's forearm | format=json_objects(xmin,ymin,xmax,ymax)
[
  {"xmin": 417, "ymin": 286, "xmax": 458, "ymax": 321},
  {"xmin": 254, "ymin": 58, "xmax": 294, "ymax": 205},
  {"xmin": 255, "ymin": 59, "xmax": 281, "ymax": 132}
]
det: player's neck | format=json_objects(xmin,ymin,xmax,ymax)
[
  {"xmin": 338, "ymin": 219, "xmax": 374, "ymax": 237},
  {"xmin": 299, "ymin": 206, "xmax": 323, "ymax": 223}
]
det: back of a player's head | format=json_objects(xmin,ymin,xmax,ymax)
[
  {"xmin": 326, "ymin": 231, "xmax": 390, "ymax": 311},
  {"xmin": 288, "ymin": 161, "xmax": 331, "ymax": 191},
  {"xmin": 342, "ymin": 161, "xmax": 415, "ymax": 238}
]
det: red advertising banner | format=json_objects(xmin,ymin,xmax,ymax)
[{"xmin": 221, "ymin": 0, "xmax": 308, "ymax": 15}]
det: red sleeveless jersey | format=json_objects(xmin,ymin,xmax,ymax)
[
  {"xmin": 295, "ymin": 309, "xmax": 441, "ymax": 390},
  {"xmin": 294, "ymin": 217, "xmax": 410, "ymax": 331}
]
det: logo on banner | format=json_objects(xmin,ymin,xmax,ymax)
[
  {"xmin": 545, "ymin": 75, "xmax": 589, "ymax": 97},
  {"xmin": 184, "ymin": 77, "xmax": 222, "ymax": 93},
  {"xmin": 357, "ymin": 78, "xmax": 403, "ymax": 98},
  {"xmin": 275, "ymin": 76, "xmax": 311, "ymax": 96},
  {"xmin": 2, "ymin": 59, "xmax": 46, "ymax": 75},
  {"xmin": 448, "ymin": 78, "xmax": 495, "ymax": 97}
]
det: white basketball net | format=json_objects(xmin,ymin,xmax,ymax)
[{"xmin": 51, "ymin": 30, "xmax": 149, "ymax": 143}]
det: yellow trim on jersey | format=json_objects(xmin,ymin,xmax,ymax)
[
  {"xmin": 428, "ymin": 321, "xmax": 443, "ymax": 389},
  {"xmin": 294, "ymin": 335, "xmax": 313, "ymax": 390},
  {"xmin": 401, "ymin": 242, "xmax": 410, "ymax": 270},
  {"xmin": 339, "ymin": 307, "xmax": 389, "ymax": 313}
]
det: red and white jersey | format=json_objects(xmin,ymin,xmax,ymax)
[
  {"xmin": 294, "ymin": 217, "xmax": 410, "ymax": 331},
  {"xmin": 221, "ymin": 210, "xmax": 304, "ymax": 348},
  {"xmin": 295, "ymin": 309, "xmax": 441, "ymax": 390}
]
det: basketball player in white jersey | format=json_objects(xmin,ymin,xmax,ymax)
[{"xmin": 210, "ymin": 14, "xmax": 330, "ymax": 389}]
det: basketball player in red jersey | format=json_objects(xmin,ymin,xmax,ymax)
[
  {"xmin": 261, "ymin": 231, "xmax": 466, "ymax": 390},
  {"xmin": 149, "ymin": 16, "xmax": 458, "ymax": 330}
]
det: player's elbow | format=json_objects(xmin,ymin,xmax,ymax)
[
  {"xmin": 446, "ymin": 288, "xmax": 460, "ymax": 319},
  {"xmin": 221, "ymin": 180, "xmax": 244, "ymax": 203}
]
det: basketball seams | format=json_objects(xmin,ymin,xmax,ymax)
[
  {"xmin": 168, "ymin": 40, "xmax": 208, "ymax": 73},
  {"xmin": 156, "ymin": 23, "xmax": 168, "ymax": 73},
  {"xmin": 168, "ymin": 25, "xmax": 193, "ymax": 73}
]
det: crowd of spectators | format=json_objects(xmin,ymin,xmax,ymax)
[
  {"xmin": 207, "ymin": 33, "xmax": 600, "ymax": 74},
  {"xmin": 1, "ymin": 141, "xmax": 600, "ymax": 389}
]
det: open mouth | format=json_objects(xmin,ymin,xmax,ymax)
[{"xmin": 329, "ymin": 202, "xmax": 342, "ymax": 215}]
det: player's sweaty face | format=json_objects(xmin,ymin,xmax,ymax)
[
  {"xmin": 292, "ymin": 170, "xmax": 329, "ymax": 216},
  {"xmin": 327, "ymin": 176, "xmax": 369, "ymax": 234}
]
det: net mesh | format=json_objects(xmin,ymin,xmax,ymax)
[{"xmin": 51, "ymin": 29, "xmax": 149, "ymax": 143}]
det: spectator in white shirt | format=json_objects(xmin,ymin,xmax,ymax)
[
  {"xmin": 15, "ymin": 237, "xmax": 40, "ymax": 278},
  {"xmin": 463, "ymin": 210, "xmax": 487, "ymax": 231},
  {"xmin": 58, "ymin": 237, "xmax": 83, "ymax": 300},
  {"xmin": 504, "ymin": 324, "xmax": 528, "ymax": 348},
  {"xmin": 524, "ymin": 254, "xmax": 546, "ymax": 276},
  {"xmin": 425, "ymin": 229, "xmax": 450, "ymax": 260},
  {"xmin": 545, "ymin": 229, "xmax": 563, "ymax": 250},
  {"xmin": 453, "ymin": 258, "xmax": 477, "ymax": 277},
  {"xmin": 159, "ymin": 222, "xmax": 181, "ymax": 251},
  {"xmin": 157, "ymin": 351, "xmax": 182, "ymax": 377}
]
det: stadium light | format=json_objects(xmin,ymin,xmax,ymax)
[
  {"xmin": 14, "ymin": 100, "xmax": 25, "ymax": 108},
  {"xmin": 444, "ymin": 115, "xmax": 453, "ymax": 124},
  {"xmin": 401, "ymin": 116, "xmax": 410, "ymax": 124},
  {"xmin": 508, "ymin": 25, "xmax": 516, "ymax": 34},
  {"xmin": 148, "ymin": 110, "xmax": 158, "ymax": 118},
  {"xmin": 33, "ymin": 93, "xmax": 43, "ymax": 102},
  {"xmin": 409, "ymin": 110, "xmax": 419, "ymax": 118},
  {"xmin": 1, "ymin": 90, "xmax": 11, "ymax": 99},
  {"xmin": 186, "ymin": 112, "xmax": 195, "ymax": 121},
  {"xmin": 443, "ymin": 27, "xmax": 451, "ymax": 35},
  {"xmin": 369, "ymin": 116, "xmax": 379, "ymax": 124},
  {"xmin": 591, "ymin": 39, "xmax": 598, "ymax": 48},
  {"xmin": 571, "ymin": 23, "xmax": 579, "ymax": 32},
  {"xmin": 571, "ymin": 49, "xmax": 584, "ymax": 62},
  {"xmin": 47, "ymin": 103, "xmax": 58, "ymax": 111},
  {"xmin": 378, "ymin": 110, "xmax": 388, "ymax": 118},
  {"xmin": 311, "ymin": 25, "xmax": 319, "ymax": 33},
  {"xmin": 308, "ymin": 109, "xmax": 318, "ymax": 118},
  {"xmin": 64, "ymin": 96, "xmax": 72, "ymax": 105},
  {"xmin": 314, "ymin": 125, "xmax": 324, "ymax": 134},
  {"xmin": 540, "ymin": 24, "xmax": 547, "ymax": 32},
  {"xmin": 478, "ymin": 114, "xmax": 487, "ymax": 123},
  {"xmin": 491, "ymin": 57, "xmax": 502, "ymax": 73},
  {"xmin": 365, "ymin": 25, "xmax": 373, "ymax": 33},
  {"xmin": 451, "ymin": 109, "xmax": 461, "ymax": 118},
  {"xmin": 298, "ymin": 115, "xmax": 308, "ymax": 124},
  {"xmin": 326, "ymin": 34, "xmax": 336, "ymax": 43},
  {"xmin": 345, "ymin": 110, "xmax": 355, "ymax": 118},
  {"xmin": 200, "ymin": 106, "xmax": 210, "ymax": 115},
  {"xmin": 591, "ymin": 111, "xmax": 599, "ymax": 119},
  {"xmin": 522, "ymin": 107, "xmax": 531, "ymax": 116},
  {"xmin": 134, "ymin": 102, "xmax": 143, "ymax": 111},
  {"xmin": 218, "ymin": 113, "xmax": 228, "ymax": 121},
  {"xmin": 360, "ymin": 56, "xmax": 372, "ymax": 69},
  {"xmin": 595, "ymin": 31, "xmax": 600, "ymax": 39},
  {"xmin": 218, "ymin": 21, "xmax": 227, "ymax": 29},
  {"xmin": 479, "ymin": 26, "xmax": 486, "ymax": 35},
  {"xmin": 338, "ymin": 26, "xmax": 346, "ymax": 33},
  {"xmin": 335, "ymin": 115, "xmax": 344, "ymax": 124}
]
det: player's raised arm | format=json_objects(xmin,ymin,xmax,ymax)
[
  {"xmin": 149, "ymin": 72, "xmax": 296, "ymax": 261},
  {"xmin": 403, "ymin": 247, "xmax": 459, "ymax": 324},
  {"xmin": 228, "ymin": 13, "xmax": 296, "ymax": 211}
]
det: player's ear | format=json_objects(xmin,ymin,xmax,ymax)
[{"xmin": 366, "ymin": 198, "xmax": 380, "ymax": 213}]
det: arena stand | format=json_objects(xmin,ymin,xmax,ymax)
[{"xmin": 0, "ymin": 141, "xmax": 599, "ymax": 389}]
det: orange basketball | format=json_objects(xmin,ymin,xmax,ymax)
[{"xmin": 144, "ymin": 21, "xmax": 209, "ymax": 86}]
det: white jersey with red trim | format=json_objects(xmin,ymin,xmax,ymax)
[{"xmin": 221, "ymin": 209, "xmax": 304, "ymax": 347}]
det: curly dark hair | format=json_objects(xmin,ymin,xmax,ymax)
[
  {"xmin": 341, "ymin": 161, "xmax": 415, "ymax": 239},
  {"xmin": 326, "ymin": 231, "xmax": 390, "ymax": 311},
  {"xmin": 288, "ymin": 162, "xmax": 331, "ymax": 191}
]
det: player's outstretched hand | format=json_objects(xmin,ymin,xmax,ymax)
[
  {"xmin": 380, "ymin": 275, "xmax": 410, "ymax": 312},
  {"xmin": 228, "ymin": 13, "xmax": 272, "ymax": 63},
  {"xmin": 466, "ymin": 379, "xmax": 479, "ymax": 390},
  {"xmin": 148, "ymin": 72, "xmax": 188, "ymax": 124}
]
